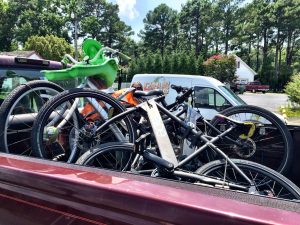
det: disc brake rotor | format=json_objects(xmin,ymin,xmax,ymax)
[{"xmin": 232, "ymin": 138, "xmax": 256, "ymax": 159}]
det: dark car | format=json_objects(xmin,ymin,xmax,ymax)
[{"xmin": 0, "ymin": 55, "xmax": 75, "ymax": 105}]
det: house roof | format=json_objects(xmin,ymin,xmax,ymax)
[
  {"xmin": 0, "ymin": 51, "xmax": 43, "ymax": 59},
  {"xmin": 234, "ymin": 55, "xmax": 257, "ymax": 75}
]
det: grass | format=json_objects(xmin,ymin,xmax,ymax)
[{"xmin": 279, "ymin": 106, "xmax": 300, "ymax": 117}]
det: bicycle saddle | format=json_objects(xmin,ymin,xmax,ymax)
[
  {"xmin": 214, "ymin": 114, "xmax": 256, "ymax": 139},
  {"xmin": 133, "ymin": 89, "xmax": 164, "ymax": 97}
]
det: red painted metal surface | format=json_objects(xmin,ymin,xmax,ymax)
[{"xmin": 0, "ymin": 154, "xmax": 299, "ymax": 225}]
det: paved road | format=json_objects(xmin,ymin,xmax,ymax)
[{"xmin": 238, "ymin": 92, "xmax": 289, "ymax": 113}]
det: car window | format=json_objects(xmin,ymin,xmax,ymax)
[
  {"xmin": 194, "ymin": 86, "xmax": 231, "ymax": 111},
  {"xmin": 0, "ymin": 67, "xmax": 76, "ymax": 102}
]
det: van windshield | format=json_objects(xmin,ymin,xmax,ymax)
[{"xmin": 219, "ymin": 86, "xmax": 246, "ymax": 105}]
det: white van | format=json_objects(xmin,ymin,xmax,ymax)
[{"xmin": 131, "ymin": 74, "xmax": 246, "ymax": 120}]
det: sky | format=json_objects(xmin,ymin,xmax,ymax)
[{"xmin": 108, "ymin": 0, "xmax": 188, "ymax": 40}]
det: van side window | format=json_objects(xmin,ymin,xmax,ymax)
[{"xmin": 194, "ymin": 87, "xmax": 231, "ymax": 111}]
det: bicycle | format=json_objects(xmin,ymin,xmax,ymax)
[
  {"xmin": 75, "ymin": 90, "xmax": 300, "ymax": 201},
  {"xmin": 0, "ymin": 38, "xmax": 131, "ymax": 157}
]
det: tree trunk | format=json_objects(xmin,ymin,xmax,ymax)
[
  {"xmin": 248, "ymin": 38, "xmax": 251, "ymax": 66},
  {"xmin": 195, "ymin": 13, "xmax": 201, "ymax": 56},
  {"xmin": 262, "ymin": 28, "xmax": 268, "ymax": 66},
  {"xmin": 286, "ymin": 29, "xmax": 292, "ymax": 66},
  {"xmin": 274, "ymin": 28, "xmax": 280, "ymax": 86},
  {"xmin": 256, "ymin": 34, "xmax": 260, "ymax": 72}
]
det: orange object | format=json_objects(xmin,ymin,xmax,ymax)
[
  {"xmin": 81, "ymin": 88, "xmax": 139, "ymax": 121},
  {"xmin": 112, "ymin": 89, "xmax": 140, "ymax": 106}
]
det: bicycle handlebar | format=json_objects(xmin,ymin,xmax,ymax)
[
  {"xmin": 62, "ymin": 46, "xmax": 131, "ymax": 66},
  {"xmin": 166, "ymin": 85, "xmax": 193, "ymax": 109},
  {"xmin": 90, "ymin": 47, "xmax": 131, "ymax": 63},
  {"xmin": 171, "ymin": 84, "xmax": 189, "ymax": 93}
]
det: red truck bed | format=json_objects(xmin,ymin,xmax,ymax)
[
  {"xmin": 0, "ymin": 153, "xmax": 299, "ymax": 225},
  {"xmin": 245, "ymin": 82, "xmax": 270, "ymax": 93}
]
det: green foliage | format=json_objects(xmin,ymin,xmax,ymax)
[
  {"xmin": 81, "ymin": 1, "xmax": 134, "ymax": 49},
  {"xmin": 163, "ymin": 54, "xmax": 172, "ymax": 73},
  {"xmin": 153, "ymin": 52, "xmax": 163, "ymax": 74},
  {"xmin": 24, "ymin": 35, "xmax": 74, "ymax": 61},
  {"xmin": 171, "ymin": 53, "xmax": 181, "ymax": 74},
  {"xmin": 196, "ymin": 55, "xmax": 205, "ymax": 75},
  {"xmin": 284, "ymin": 73, "xmax": 300, "ymax": 105},
  {"xmin": 14, "ymin": 0, "xmax": 67, "ymax": 44},
  {"xmin": 179, "ymin": 0, "xmax": 212, "ymax": 55},
  {"xmin": 0, "ymin": 0, "xmax": 299, "ymax": 91},
  {"xmin": 203, "ymin": 55, "xmax": 237, "ymax": 82},
  {"xmin": 140, "ymin": 4, "xmax": 178, "ymax": 56}
]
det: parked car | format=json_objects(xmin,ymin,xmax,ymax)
[
  {"xmin": 245, "ymin": 81, "xmax": 270, "ymax": 93},
  {"xmin": 0, "ymin": 55, "xmax": 74, "ymax": 105}
]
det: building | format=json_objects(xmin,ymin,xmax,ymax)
[{"xmin": 234, "ymin": 55, "xmax": 257, "ymax": 84}]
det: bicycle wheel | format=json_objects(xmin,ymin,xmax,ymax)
[
  {"xmin": 196, "ymin": 159, "xmax": 300, "ymax": 200},
  {"xmin": 0, "ymin": 80, "xmax": 64, "ymax": 155},
  {"xmin": 208, "ymin": 105, "xmax": 293, "ymax": 174},
  {"xmin": 31, "ymin": 88, "xmax": 135, "ymax": 163},
  {"xmin": 76, "ymin": 142, "xmax": 135, "ymax": 171}
]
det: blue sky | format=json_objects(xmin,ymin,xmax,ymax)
[{"xmin": 108, "ymin": 0, "xmax": 188, "ymax": 40}]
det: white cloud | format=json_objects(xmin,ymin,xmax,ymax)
[{"xmin": 116, "ymin": 0, "xmax": 139, "ymax": 20}]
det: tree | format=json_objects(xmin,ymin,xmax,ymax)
[
  {"xmin": 153, "ymin": 52, "xmax": 163, "ymax": 74},
  {"xmin": 171, "ymin": 53, "xmax": 181, "ymax": 74},
  {"xmin": 24, "ymin": 35, "xmax": 74, "ymax": 61},
  {"xmin": 0, "ymin": 0, "xmax": 32, "ymax": 50},
  {"xmin": 203, "ymin": 54, "xmax": 237, "ymax": 82},
  {"xmin": 196, "ymin": 55, "xmax": 205, "ymax": 75},
  {"xmin": 80, "ymin": 1, "xmax": 134, "ymax": 50},
  {"xmin": 179, "ymin": 0, "xmax": 212, "ymax": 55},
  {"xmin": 285, "ymin": 73, "xmax": 300, "ymax": 105},
  {"xmin": 14, "ymin": 0, "xmax": 67, "ymax": 45},
  {"xmin": 187, "ymin": 52, "xmax": 197, "ymax": 75},
  {"xmin": 163, "ymin": 54, "xmax": 172, "ymax": 73},
  {"xmin": 140, "ymin": 4, "xmax": 178, "ymax": 57}
]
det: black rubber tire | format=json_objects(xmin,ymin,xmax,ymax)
[
  {"xmin": 0, "ymin": 80, "xmax": 64, "ymax": 154},
  {"xmin": 196, "ymin": 159, "xmax": 300, "ymax": 200},
  {"xmin": 76, "ymin": 142, "xmax": 135, "ymax": 171},
  {"xmin": 31, "ymin": 88, "xmax": 135, "ymax": 163},
  {"xmin": 209, "ymin": 105, "xmax": 293, "ymax": 174}
]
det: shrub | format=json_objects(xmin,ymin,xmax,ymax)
[
  {"xmin": 284, "ymin": 73, "xmax": 300, "ymax": 105},
  {"xmin": 203, "ymin": 54, "xmax": 237, "ymax": 82}
]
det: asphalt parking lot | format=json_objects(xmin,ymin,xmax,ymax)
[{"xmin": 238, "ymin": 92, "xmax": 289, "ymax": 113}]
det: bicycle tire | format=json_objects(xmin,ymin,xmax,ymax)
[
  {"xmin": 0, "ymin": 80, "xmax": 64, "ymax": 155},
  {"xmin": 76, "ymin": 142, "xmax": 135, "ymax": 171},
  {"xmin": 196, "ymin": 159, "xmax": 300, "ymax": 200},
  {"xmin": 31, "ymin": 88, "xmax": 135, "ymax": 163},
  {"xmin": 208, "ymin": 105, "xmax": 293, "ymax": 174}
]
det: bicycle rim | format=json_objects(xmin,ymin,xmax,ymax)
[
  {"xmin": 208, "ymin": 105, "xmax": 292, "ymax": 174},
  {"xmin": 32, "ymin": 89, "xmax": 135, "ymax": 163},
  {"xmin": 77, "ymin": 142, "xmax": 135, "ymax": 171},
  {"xmin": 0, "ymin": 81, "xmax": 63, "ymax": 155},
  {"xmin": 196, "ymin": 159, "xmax": 300, "ymax": 201}
]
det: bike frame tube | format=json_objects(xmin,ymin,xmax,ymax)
[
  {"xmin": 156, "ymin": 103, "xmax": 255, "ymax": 186},
  {"xmin": 92, "ymin": 92, "xmax": 256, "ymax": 188}
]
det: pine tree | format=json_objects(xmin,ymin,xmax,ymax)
[{"xmin": 153, "ymin": 52, "xmax": 163, "ymax": 73}]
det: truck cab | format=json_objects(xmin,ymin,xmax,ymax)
[{"xmin": 131, "ymin": 74, "xmax": 246, "ymax": 120}]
